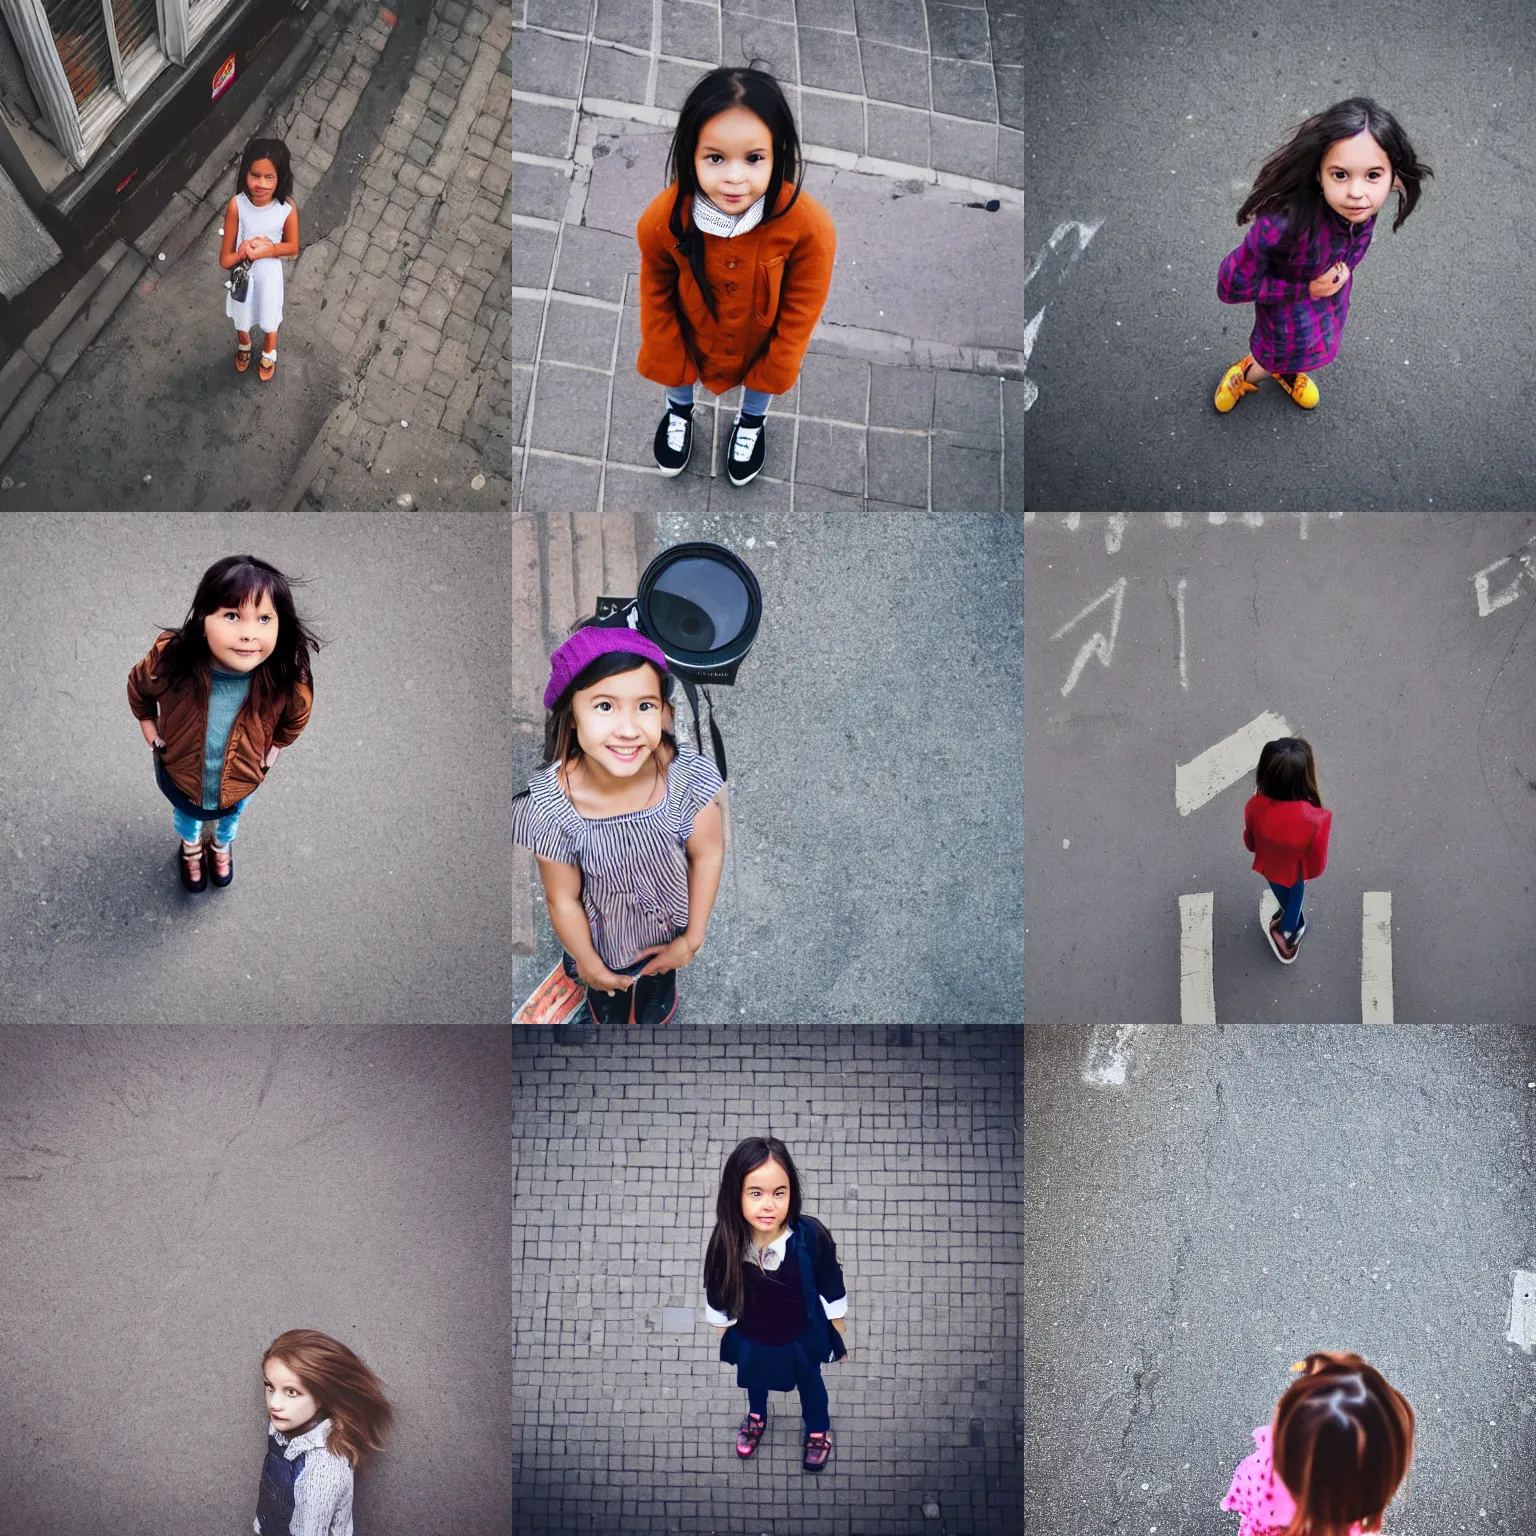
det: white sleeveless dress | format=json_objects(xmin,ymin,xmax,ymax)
[{"xmin": 225, "ymin": 191, "xmax": 291, "ymax": 333}]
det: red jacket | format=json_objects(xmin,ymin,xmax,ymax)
[{"xmin": 1243, "ymin": 794, "xmax": 1332, "ymax": 885}]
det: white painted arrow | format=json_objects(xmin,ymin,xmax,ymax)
[
  {"xmin": 1176, "ymin": 710, "xmax": 1291, "ymax": 816},
  {"xmin": 1051, "ymin": 577, "xmax": 1126, "ymax": 697}
]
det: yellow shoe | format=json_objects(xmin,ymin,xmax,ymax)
[
  {"xmin": 1270, "ymin": 370, "xmax": 1319, "ymax": 409},
  {"xmin": 1215, "ymin": 355, "xmax": 1260, "ymax": 413}
]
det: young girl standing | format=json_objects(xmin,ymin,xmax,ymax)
[
  {"xmin": 128, "ymin": 555, "xmax": 318, "ymax": 893},
  {"xmin": 221, "ymin": 137, "xmax": 300, "ymax": 382},
  {"xmin": 1222, "ymin": 1350, "xmax": 1414, "ymax": 1536},
  {"xmin": 1243, "ymin": 738, "xmax": 1331, "ymax": 965},
  {"xmin": 704, "ymin": 1137, "xmax": 847, "ymax": 1472},
  {"xmin": 256, "ymin": 1328, "xmax": 395, "ymax": 1536},
  {"xmin": 637, "ymin": 67, "xmax": 836, "ymax": 486},
  {"xmin": 1214, "ymin": 99, "xmax": 1431, "ymax": 414},
  {"xmin": 510, "ymin": 625, "xmax": 725, "ymax": 1026}
]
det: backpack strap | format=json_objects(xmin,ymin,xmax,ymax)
[{"xmin": 678, "ymin": 676, "xmax": 727, "ymax": 781}]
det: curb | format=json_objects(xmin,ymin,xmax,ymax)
[{"xmin": 0, "ymin": 0, "xmax": 347, "ymax": 475}]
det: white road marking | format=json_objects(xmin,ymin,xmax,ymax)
[
  {"xmin": 1472, "ymin": 542, "xmax": 1535, "ymax": 617},
  {"xmin": 1179, "ymin": 893, "xmax": 1216, "ymax": 1024},
  {"xmin": 1064, "ymin": 511, "xmax": 1080, "ymax": 530},
  {"xmin": 1052, "ymin": 577, "xmax": 1126, "ymax": 696},
  {"xmin": 1507, "ymin": 1269, "xmax": 1536, "ymax": 1353},
  {"xmin": 1021, "ymin": 221, "xmax": 1102, "ymax": 412},
  {"xmin": 1105, "ymin": 513, "xmax": 1128, "ymax": 554},
  {"xmin": 1176, "ymin": 710, "xmax": 1291, "ymax": 816},
  {"xmin": 1162, "ymin": 512, "xmax": 1182, "ymax": 527},
  {"xmin": 1361, "ymin": 891, "xmax": 1394, "ymax": 1023},
  {"xmin": 1175, "ymin": 578, "xmax": 1188, "ymax": 691},
  {"xmin": 1083, "ymin": 1024, "xmax": 1146, "ymax": 1086}
]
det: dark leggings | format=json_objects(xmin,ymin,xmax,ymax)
[{"xmin": 747, "ymin": 1368, "xmax": 830, "ymax": 1432}]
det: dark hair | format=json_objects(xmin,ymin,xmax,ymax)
[
  {"xmin": 666, "ymin": 67, "xmax": 803, "ymax": 320},
  {"xmin": 1273, "ymin": 1350, "xmax": 1415, "ymax": 1536},
  {"xmin": 1256, "ymin": 738, "xmax": 1322, "ymax": 808},
  {"xmin": 703, "ymin": 1136, "xmax": 802, "ymax": 1324},
  {"xmin": 538, "ymin": 623, "xmax": 675, "ymax": 769},
  {"xmin": 263, "ymin": 1330, "xmax": 396, "ymax": 1473},
  {"xmin": 234, "ymin": 136, "xmax": 295, "ymax": 207},
  {"xmin": 156, "ymin": 556, "xmax": 320, "ymax": 717},
  {"xmin": 1238, "ymin": 98, "xmax": 1431, "ymax": 235}
]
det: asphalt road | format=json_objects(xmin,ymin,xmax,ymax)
[
  {"xmin": 1026, "ymin": 1025, "xmax": 1536, "ymax": 1536},
  {"xmin": 1025, "ymin": 513, "xmax": 1536, "ymax": 1023},
  {"xmin": 0, "ymin": 513, "xmax": 512, "ymax": 1024},
  {"xmin": 0, "ymin": 1024, "xmax": 512, "ymax": 1536},
  {"xmin": 1025, "ymin": 0, "xmax": 1536, "ymax": 509},
  {"xmin": 512, "ymin": 509, "xmax": 1025, "ymax": 1025}
]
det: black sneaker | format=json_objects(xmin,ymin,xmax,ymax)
[
  {"xmin": 725, "ymin": 413, "xmax": 766, "ymax": 486},
  {"xmin": 653, "ymin": 406, "xmax": 693, "ymax": 475}
]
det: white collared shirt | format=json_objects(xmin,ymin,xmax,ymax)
[
  {"xmin": 703, "ymin": 1225, "xmax": 849, "ymax": 1327},
  {"xmin": 253, "ymin": 1418, "xmax": 355, "ymax": 1536}
]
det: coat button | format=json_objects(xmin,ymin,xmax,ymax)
[{"xmin": 726, "ymin": 260, "xmax": 737, "ymax": 269}]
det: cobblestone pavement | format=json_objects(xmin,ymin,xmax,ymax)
[
  {"xmin": 510, "ymin": 508, "xmax": 1025, "ymax": 1024},
  {"xmin": 513, "ymin": 1025, "xmax": 1022, "ymax": 1535},
  {"xmin": 0, "ymin": 0, "xmax": 513, "ymax": 510},
  {"xmin": 510, "ymin": 0, "xmax": 1025, "ymax": 517}
]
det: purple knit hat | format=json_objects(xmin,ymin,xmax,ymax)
[{"xmin": 543, "ymin": 626, "xmax": 669, "ymax": 710}]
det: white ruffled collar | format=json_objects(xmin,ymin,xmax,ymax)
[
  {"xmin": 744, "ymin": 1222, "xmax": 794, "ymax": 1271},
  {"xmin": 692, "ymin": 191, "xmax": 766, "ymax": 239}
]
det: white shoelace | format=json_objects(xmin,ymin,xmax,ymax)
[
  {"xmin": 731, "ymin": 423, "xmax": 760, "ymax": 462},
  {"xmin": 666, "ymin": 410, "xmax": 689, "ymax": 451}
]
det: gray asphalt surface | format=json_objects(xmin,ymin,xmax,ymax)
[
  {"xmin": 1026, "ymin": 1025, "xmax": 1536, "ymax": 1536},
  {"xmin": 0, "ymin": 1025, "xmax": 512, "ymax": 1536},
  {"xmin": 512, "ymin": 510, "xmax": 1024, "ymax": 1025},
  {"xmin": 1025, "ymin": 0, "xmax": 1536, "ymax": 510},
  {"xmin": 1025, "ymin": 513, "xmax": 1536, "ymax": 1023},
  {"xmin": 0, "ymin": 514, "xmax": 512, "ymax": 1024},
  {"xmin": 514, "ymin": 1025, "xmax": 1022, "ymax": 1536}
]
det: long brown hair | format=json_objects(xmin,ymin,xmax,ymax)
[
  {"xmin": 703, "ymin": 1137, "xmax": 803, "ymax": 1323},
  {"xmin": 1274, "ymin": 1351, "xmax": 1415, "ymax": 1536},
  {"xmin": 263, "ymin": 1330, "xmax": 396, "ymax": 1472},
  {"xmin": 1256, "ymin": 738, "xmax": 1323, "ymax": 808}
]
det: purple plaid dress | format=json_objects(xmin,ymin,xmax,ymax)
[{"xmin": 1217, "ymin": 207, "xmax": 1377, "ymax": 372}]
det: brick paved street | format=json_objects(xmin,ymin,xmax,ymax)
[
  {"xmin": 510, "ymin": 0, "xmax": 1025, "ymax": 515},
  {"xmin": 513, "ymin": 1025, "xmax": 1022, "ymax": 1535},
  {"xmin": 511, "ymin": 508, "xmax": 1024, "ymax": 1024},
  {"xmin": 0, "ymin": 0, "xmax": 513, "ymax": 510}
]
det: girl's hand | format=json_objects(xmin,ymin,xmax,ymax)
[
  {"xmin": 635, "ymin": 935, "xmax": 698, "ymax": 976},
  {"xmin": 139, "ymin": 718, "xmax": 163, "ymax": 750},
  {"xmin": 262, "ymin": 744, "xmax": 281, "ymax": 769},
  {"xmin": 576, "ymin": 957, "xmax": 636, "ymax": 994},
  {"xmin": 1308, "ymin": 261, "xmax": 1349, "ymax": 299}
]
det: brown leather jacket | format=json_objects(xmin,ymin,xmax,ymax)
[{"xmin": 127, "ymin": 631, "xmax": 313, "ymax": 810}]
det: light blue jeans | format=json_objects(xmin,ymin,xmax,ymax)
[
  {"xmin": 667, "ymin": 384, "xmax": 773, "ymax": 418},
  {"xmin": 173, "ymin": 803, "xmax": 245, "ymax": 846}
]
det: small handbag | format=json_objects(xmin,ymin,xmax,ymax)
[{"xmin": 226, "ymin": 257, "xmax": 252, "ymax": 303}]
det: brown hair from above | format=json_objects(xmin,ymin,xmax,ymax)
[
  {"xmin": 263, "ymin": 1330, "xmax": 396, "ymax": 1472},
  {"xmin": 1273, "ymin": 1350, "xmax": 1415, "ymax": 1536}
]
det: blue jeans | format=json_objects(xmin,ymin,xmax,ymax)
[
  {"xmin": 666, "ymin": 383, "xmax": 773, "ymax": 418},
  {"xmin": 174, "ymin": 803, "xmax": 245, "ymax": 846},
  {"xmin": 1268, "ymin": 879, "xmax": 1305, "ymax": 937}
]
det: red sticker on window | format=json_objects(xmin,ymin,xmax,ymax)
[{"xmin": 211, "ymin": 54, "xmax": 236, "ymax": 101}]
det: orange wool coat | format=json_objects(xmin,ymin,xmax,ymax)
[{"xmin": 635, "ymin": 183, "xmax": 836, "ymax": 397}]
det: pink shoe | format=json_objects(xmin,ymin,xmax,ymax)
[
  {"xmin": 802, "ymin": 1429, "xmax": 832, "ymax": 1471},
  {"xmin": 736, "ymin": 1411, "xmax": 766, "ymax": 1458}
]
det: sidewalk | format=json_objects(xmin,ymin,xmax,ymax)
[
  {"xmin": 511, "ymin": 0, "xmax": 1025, "ymax": 517},
  {"xmin": 0, "ymin": 0, "xmax": 513, "ymax": 511}
]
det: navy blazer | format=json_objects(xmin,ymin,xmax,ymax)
[{"xmin": 715, "ymin": 1216, "xmax": 847, "ymax": 1366}]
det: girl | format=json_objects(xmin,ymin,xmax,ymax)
[
  {"xmin": 221, "ymin": 137, "xmax": 300, "ymax": 382},
  {"xmin": 510, "ymin": 624, "xmax": 725, "ymax": 1026},
  {"xmin": 703, "ymin": 1137, "xmax": 847, "ymax": 1472},
  {"xmin": 637, "ymin": 66, "xmax": 836, "ymax": 487},
  {"xmin": 1222, "ymin": 1351, "xmax": 1414, "ymax": 1536},
  {"xmin": 1214, "ymin": 99, "xmax": 1431, "ymax": 414},
  {"xmin": 1243, "ymin": 738, "xmax": 1331, "ymax": 965},
  {"xmin": 128, "ymin": 555, "xmax": 318, "ymax": 893},
  {"xmin": 257, "ymin": 1328, "xmax": 396, "ymax": 1536}
]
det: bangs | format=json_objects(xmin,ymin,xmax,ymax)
[{"xmin": 201, "ymin": 561, "xmax": 277, "ymax": 615}]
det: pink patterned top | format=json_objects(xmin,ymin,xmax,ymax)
[{"xmin": 1221, "ymin": 1425, "xmax": 1365, "ymax": 1536}]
